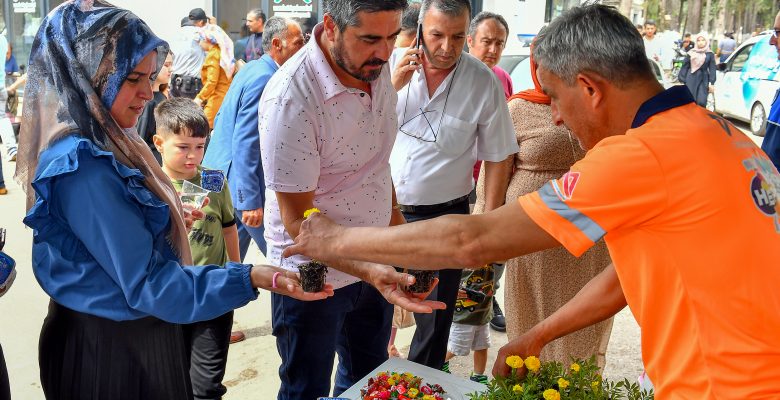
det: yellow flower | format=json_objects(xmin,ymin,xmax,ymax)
[
  {"xmin": 524, "ymin": 356, "xmax": 541, "ymax": 373},
  {"xmin": 407, "ymin": 388, "xmax": 419, "ymax": 398},
  {"xmin": 557, "ymin": 378, "xmax": 570, "ymax": 389},
  {"xmin": 543, "ymin": 388, "xmax": 561, "ymax": 400},
  {"xmin": 505, "ymin": 355, "xmax": 524, "ymax": 370},
  {"xmin": 303, "ymin": 208, "xmax": 321, "ymax": 218},
  {"xmin": 570, "ymin": 363, "xmax": 581, "ymax": 373},
  {"xmin": 387, "ymin": 378, "xmax": 395, "ymax": 385},
  {"xmin": 512, "ymin": 384, "xmax": 523, "ymax": 393},
  {"xmin": 591, "ymin": 380, "xmax": 601, "ymax": 391},
  {"xmin": 422, "ymin": 396, "xmax": 435, "ymax": 400}
]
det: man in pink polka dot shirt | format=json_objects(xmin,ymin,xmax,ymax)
[{"xmin": 259, "ymin": 1, "xmax": 442, "ymax": 399}]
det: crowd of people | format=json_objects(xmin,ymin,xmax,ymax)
[{"xmin": 0, "ymin": 0, "xmax": 779, "ymax": 400}]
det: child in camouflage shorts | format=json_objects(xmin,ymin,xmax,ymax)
[{"xmin": 443, "ymin": 263, "xmax": 499, "ymax": 383}]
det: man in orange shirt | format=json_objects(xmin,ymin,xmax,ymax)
[{"xmin": 284, "ymin": 4, "xmax": 780, "ymax": 398}]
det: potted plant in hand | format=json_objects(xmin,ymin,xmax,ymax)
[
  {"xmin": 401, "ymin": 269, "xmax": 436, "ymax": 294},
  {"xmin": 298, "ymin": 208, "xmax": 329, "ymax": 293}
]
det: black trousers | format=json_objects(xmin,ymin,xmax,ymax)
[
  {"xmin": 182, "ymin": 311, "xmax": 233, "ymax": 400},
  {"xmin": 170, "ymin": 75, "xmax": 203, "ymax": 99},
  {"xmin": 402, "ymin": 197, "xmax": 470, "ymax": 369},
  {"xmin": 39, "ymin": 301, "xmax": 192, "ymax": 400},
  {"xmin": 0, "ymin": 343, "xmax": 10, "ymax": 400}
]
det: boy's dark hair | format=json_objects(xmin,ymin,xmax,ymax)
[{"xmin": 153, "ymin": 97, "xmax": 210, "ymax": 138}]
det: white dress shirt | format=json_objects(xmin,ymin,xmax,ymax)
[{"xmin": 389, "ymin": 49, "xmax": 518, "ymax": 206}]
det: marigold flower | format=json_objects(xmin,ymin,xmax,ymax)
[
  {"xmin": 591, "ymin": 380, "xmax": 601, "ymax": 390},
  {"xmin": 543, "ymin": 388, "xmax": 561, "ymax": 400},
  {"xmin": 557, "ymin": 378, "xmax": 569, "ymax": 389},
  {"xmin": 512, "ymin": 384, "xmax": 523, "ymax": 393},
  {"xmin": 422, "ymin": 395, "xmax": 435, "ymax": 400},
  {"xmin": 505, "ymin": 355, "xmax": 524, "ymax": 370},
  {"xmin": 387, "ymin": 378, "xmax": 396, "ymax": 385},
  {"xmin": 407, "ymin": 388, "xmax": 419, "ymax": 398},
  {"xmin": 570, "ymin": 363, "xmax": 581, "ymax": 373},
  {"xmin": 303, "ymin": 208, "xmax": 321, "ymax": 218},
  {"xmin": 524, "ymin": 356, "xmax": 541, "ymax": 373}
]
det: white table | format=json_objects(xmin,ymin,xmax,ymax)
[{"xmin": 339, "ymin": 357, "xmax": 487, "ymax": 400}]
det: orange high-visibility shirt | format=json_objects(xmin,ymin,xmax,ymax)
[{"xmin": 519, "ymin": 87, "xmax": 780, "ymax": 399}]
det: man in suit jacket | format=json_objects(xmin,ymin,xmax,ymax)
[{"xmin": 203, "ymin": 17, "xmax": 305, "ymax": 260}]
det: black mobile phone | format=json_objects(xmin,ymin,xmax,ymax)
[
  {"xmin": 410, "ymin": 23, "xmax": 423, "ymax": 66},
  {"xmin": 416, "ymin": 23, "xmax": 423, "ymax": 49}
]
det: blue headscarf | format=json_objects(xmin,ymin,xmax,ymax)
[{"xmin": 17, "ymin": 0, "xmax": 193, "ymax": 264}]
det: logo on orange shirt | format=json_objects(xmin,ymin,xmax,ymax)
[
  {"xmin": 552, "ymin": 171, "xmax": 581, "ymax": 201},
  {"xmin": 743, "ymin": 155, "xmax": 780, "ymax": 232}
]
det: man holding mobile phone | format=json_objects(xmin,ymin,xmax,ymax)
[{"xmin": 388, "ymin": 0, "xmax": 517, "ymax": 371}]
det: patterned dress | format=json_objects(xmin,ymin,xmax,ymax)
[{"xmin": 473, "ymin": 98, "xmax": 614, "ymax": 368}]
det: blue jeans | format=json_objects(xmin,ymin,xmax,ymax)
[
  {"xmin": 272, "ymin": 281, "xmax": 393, "ymax": 399},
  {"xmin": 235, "ymin": 210, "xmax": 267, "ymax": 261},
  {"xmin": 402, "ymin": 197, "xmax": 470, "ymax": 369}
]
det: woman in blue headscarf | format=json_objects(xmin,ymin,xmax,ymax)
[{"xmin": 14, "ymin": 2, "xmax": 332, "ymax": 399}]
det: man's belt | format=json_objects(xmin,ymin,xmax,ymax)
[{"xmin": 398, "ymin": 194, "xmax": 470, "ymax": 214}]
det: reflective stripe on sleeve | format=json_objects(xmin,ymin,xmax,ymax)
[{"xmin": 538, "ymin": 182, "xmax": 607, "ymax": 243}]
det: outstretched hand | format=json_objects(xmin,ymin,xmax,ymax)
[
  {"xmin": 251, "ymin": 265, "xmax": 335, "ymax": 301},
  {"xmin": 491, "ymin": 330, "xmax": 545, "ymax": 378},
  {"xmin": 369, "ymin": 264, "xmax": 446, "ymax": 313}
]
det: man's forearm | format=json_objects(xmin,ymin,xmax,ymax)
[
  {"xmin": 482, "ymin": 157, "xmax": 514, "ymax": 212},
  {"xmin": 328, "ymin": 202, "xmax": 558, "ymax": 269},
  {"xmin": 530, "ymin": 263, "xmax": 626, "ymax": 346}
]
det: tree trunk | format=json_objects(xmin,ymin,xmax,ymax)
[
  {"xmin": 687, "ymin": 0, "xmax": 703, "ymax": 33},
  {"xmin": 669, "ymin": 0, "xmax": 681, "ymax": 30},
  {"xmin": 704, "ymin": 0, "xmax": 712, "ymax": 32}
]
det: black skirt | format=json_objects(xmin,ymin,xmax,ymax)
[{"xmin": 39, "ymin": 301, "xmax": 192, "ymax": 400}]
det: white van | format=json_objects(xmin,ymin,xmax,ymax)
[{"xmin": 713, "ymin": 33, "xmax": 780, "ymax": 136}]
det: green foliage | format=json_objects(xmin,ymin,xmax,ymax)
[{"xmin": 467, "ymin": 357, "xmax": 654, "ymax": 400}]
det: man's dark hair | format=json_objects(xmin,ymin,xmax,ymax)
[
  {"xmin": 324, "ymin": 0, "xmax": 408, "ymax": 32},
  {"xmin": 249, "ymin": 8, "xmax": 266, "ymax": 23},
  {"xmin": 154, "ymin": 98, "xmax": 210, "ymax": 138},
  {"xmin": 684, "ymin": 32, "xmax": 691, "ymax": 38},
  {"xmin": 401, "ymin": 3, "xmax": 421, "ymax": 33},
  {"xmin": 419, "ymin": 0, "xmax": 471, "ymax": 24},
  {"xmin": 643, "ymin": 19, "xmax": 656, "ymax": 27},
  {"xmin": 533, "ymin": 3, "xmax": 654, "ymax": 87},
  {"xmin": 468, "ymin": 11, "xmax": 509, "ymax": 38}
]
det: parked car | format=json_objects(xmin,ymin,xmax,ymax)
[
  {"xmin": 498, "ymin": 51, "xmax": 671, "ymax": 94},
  {"xmin": 713, "ymin": 33, "xmax": 780, "ymax": 136}
]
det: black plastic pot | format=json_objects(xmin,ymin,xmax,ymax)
[
  {"xmin": 298, "ymin": 261, "xmax": 328, "ymax": 292},
  {"xmin": 403, "ymin": 269, "xmax": 436, "ymax": 294}
]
